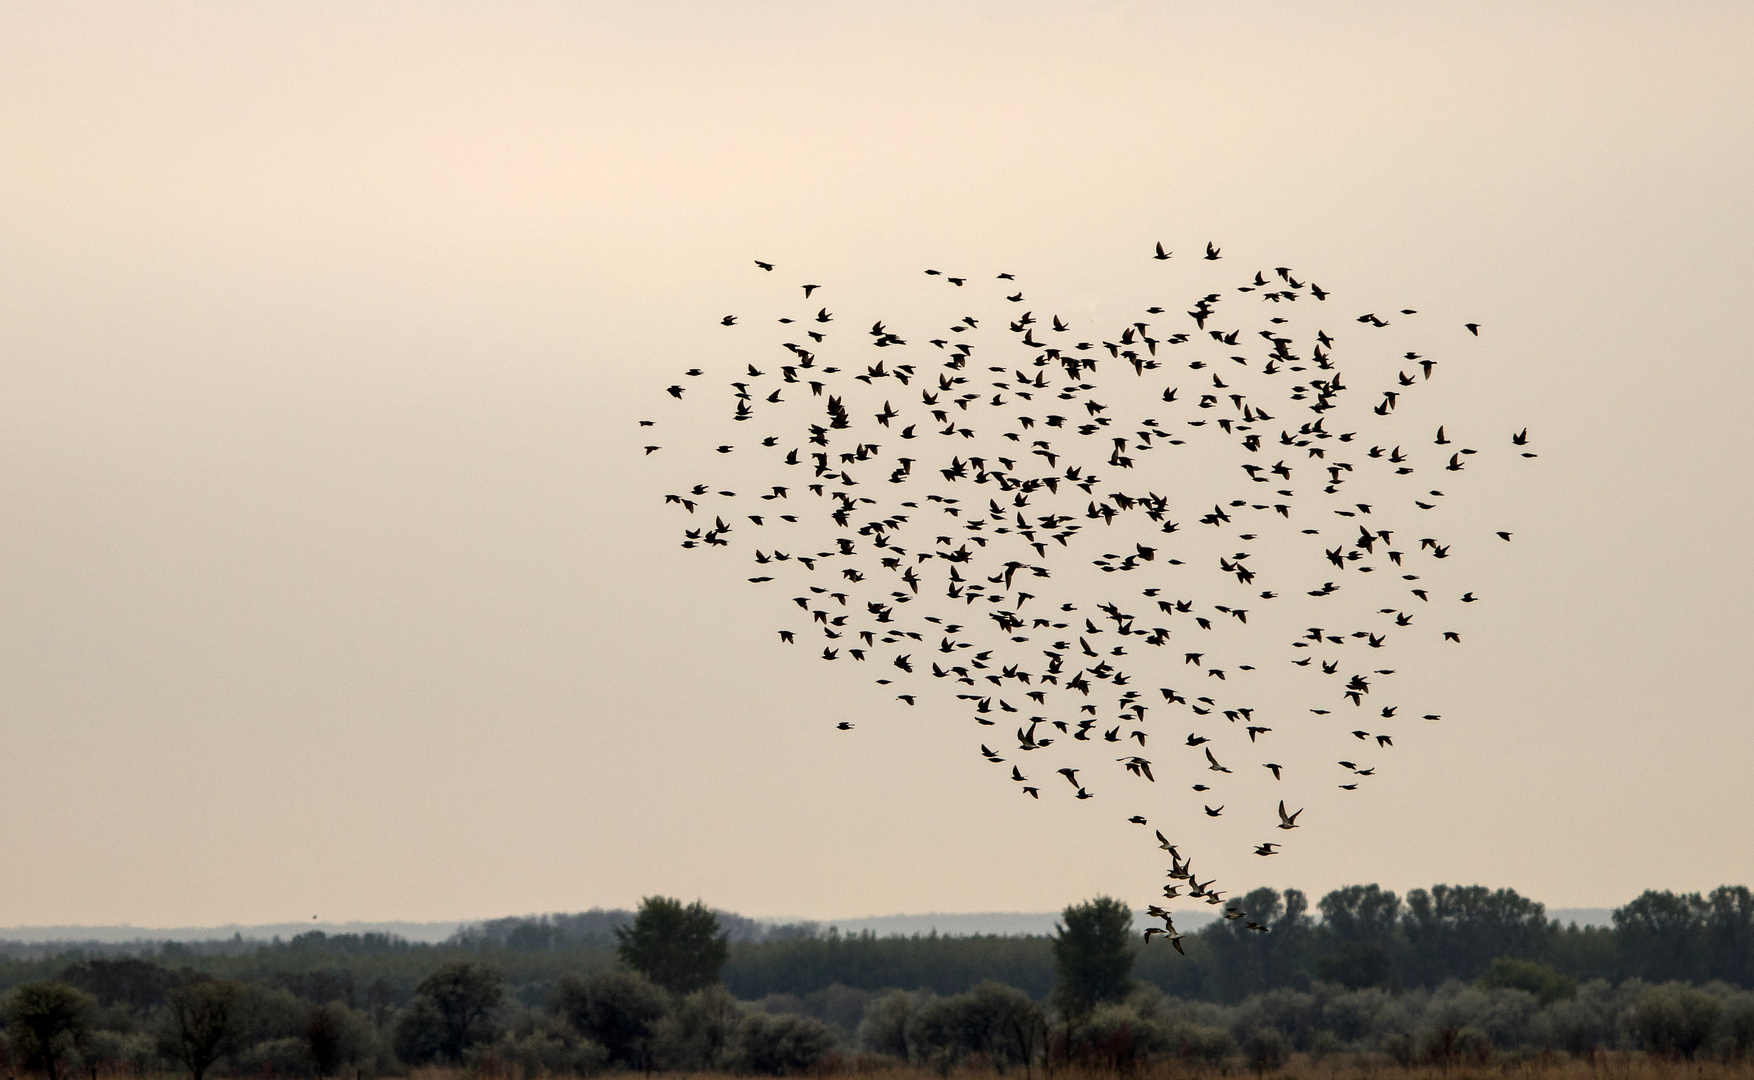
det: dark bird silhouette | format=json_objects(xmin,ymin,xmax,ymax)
[{"xmin": 1277, "ymin": 801, "xmax": 1302, "ymax": 829}]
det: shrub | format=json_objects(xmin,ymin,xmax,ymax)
[
  {"xmin": 1633, "ymin": 983, "xmax": 1723, "ymax": 1059},
  {"xmin": 1379, "ymin": 1031, "xmax": 1415, "ymax": 1066},
  {"xmin": 735, "ymin": 1012, "xmax": 837, "ymax": 1076},
  {"xmin": 1242, "ymin": 1026, "xmax": 1290, "ymax": 1074},
  {"xmin": 80, "ymin": 1029, "xmax": 162, "ymax": 1073},
  {"xmin": 1721, "ymin": 990, "xmax": 1754, "ymax": 1058},
  {"xmin": 653, "ymin": 985, "xmax": 744, "ymax": 1071},
  {"xmin": 236, "ymin": 1036, "xmax": 318, "ymax": 1078},
  {"xmin": 1172, "ymin": 1023, "xmax": 1233, "ymax": 1066},
  {"xmin": 1478, "ymin": 958, "xmax": 1577, "ymax": 1004},
  {"xmin": 905, "ymin": 981, "xmax": 1043, "ymax": 1072},
  {"xmin": 856, "ymin": 989, "xmax": 918, "ymax": 1059},
  {"xmin": 551, "ymin": 969, "xmax": 669, "ymax": 1071}
]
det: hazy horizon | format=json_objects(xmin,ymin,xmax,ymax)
[{"xmin": 0, "ymin": 904, "xmax": 1625, "ymax": 947}]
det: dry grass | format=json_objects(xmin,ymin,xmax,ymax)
[{"xmin": 41, "ymin": 1055, "xmax": 1754, "ymax": 1080}]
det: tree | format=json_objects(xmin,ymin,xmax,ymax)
[
  {"xmin": 1316, "ymin": 885, "xmax": 1401, "ymax": 989},
  {"xmin": 411, "ymin": 961, "xmax": 503, "ymax": 1062},
  {"xmin": 553, "ymin": 968, "xmax": 670, "ymax": 1071},
  {"xmin": 2, "ymin": 981, "xmax": 93, "ymax": 1080},
  {"xmin": 1614, "ymin": 891, "xmax": 1706, "ymax": 983},
  {"xmin": 1050, "ymin": 897, "xmax": 1135, "ymax": 1020},
  {"xmin": 1318, "ymin": 884, "xmax": 1401, "ymax": 943},
  {"xmin": 305, "ymin": 1001, "xmax": 372, "ymax": 1076},
  {"xmin": 1703, "ymin": 885, "xmax": 1754, "ymax": 986},
  {"xmin": 59, "ymin": 958, "xmax": 173, "ymax": 1013},
  {"xmin": 1402, "ymin": 885, "xmax": 1552, "ymax": 985},
  {"xmin": 616, "ymin": 896, "xmax": 730, "ymax": 994},
  {"xmin": 157, "ymin": 978, "xmax": 241, "ymax": 1080}
]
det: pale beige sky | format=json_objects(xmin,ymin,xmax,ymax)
[{"xmin": 0, "ymin": 1, "xmax": 1749, "ymax": 928}]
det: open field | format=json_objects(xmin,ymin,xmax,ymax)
[
  {"xmin": 26, "ymin": 1054, "xmax": 1754, "ymax": 1080},
  {"xmin": 399, "ymin": 1057, "xmax": 1754, "ymax": 1080}
]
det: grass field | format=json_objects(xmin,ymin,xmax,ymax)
[{"xmin": 299, "ymin": 1053, "xmax": 1754, "ymax": 1080}]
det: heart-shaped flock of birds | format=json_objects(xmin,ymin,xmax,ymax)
[{"xmin": 639, "ymin": 243, "xmax": 1533, "ymax": 950}]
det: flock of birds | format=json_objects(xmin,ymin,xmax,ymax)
[{"xmin": 640, "ymin": 244, "xmax": 1532, "ymax": 951}]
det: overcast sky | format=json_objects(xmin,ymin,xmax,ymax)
[{"xmin": 1, "ymin": 1, "xmax": 1749, "ymax": 929}]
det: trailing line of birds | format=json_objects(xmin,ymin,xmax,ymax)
[{"xmin": 641, "ymin": 243, "xmax": 1532, "ymax": 946}]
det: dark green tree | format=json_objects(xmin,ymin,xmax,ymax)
[
  {"xmin": 1316, "ymin": 884, "xmax": 1400, "ymax": 988},
  {"xmin": 411, "ymin": 961, "xmax": 504, "ymax": 1062},
  {"xmin": 1402, "ymin": 885, "xmax": 1552, "ymax": 984},
  {"xmin": 2, "ymin": 981, "xmax": 93, "ymax": 1080},
  {"xmin": 615, "ymin": 896, "xmax": 730, "ymax": 994},
  {"xmin": 58, "ymin": 958, "xmax": 173, "ymax": 1013},
  {"xmin": 157, "ymin": 978, "xmax": 242, "ymax": 1080},
  {"xmin": 1050, "ymin": 896, "xmax": 1135, "ymax": 1019},
  {"xmin": 1614, "ymin": 891, "xmax": 1708, "ymax": 983},
  {"xmin": 1702, "ymin": 885, "xmax": 1754, "ymax": 986}
]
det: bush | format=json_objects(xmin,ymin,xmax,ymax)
[
  {"xmin": 653, "ymin": 985, "xmax": 744, "ymax": 1071},
  {"xmin": 235, "ymin": 1036, "xmax": 317, "ymax": 1078},
  {"xmin": 1172, "ymin": 1023, "xmax": 1233, "ymax": 1066},
  {"xmin": 1380, "ymin": 1031, "xmax": 1416, "ymax": 1066},
  {"xmin": 1721, "ymin": 990, "xmax": 1754, "ymax": 1058},
  {"xmin": 1314, "ymin": 984, "xmax": 1395, "ymax": 1045},
  {"xmin": 470, "ymin": 1011, "xmax": 608, "ymax": 1080},
  {"xmin": 1421, "ymin": 1024, "xmax": 1494, "ymax": 1066},
  {"xmin": 907, "ymin": 981, "xmax": 1043, "ymax": 1071},
  {"xmin": 1069, "ymin": 1003, "xmax": 1172, "ymax": 1070},
  {"xmin": 551, "ymin": 969, "xmax": 669, "ymax": 1071},
  {"xmin": 1478, "ymin": 958, "xmax": 1577, "ymax": 1004},
  {"xmin": 735, "ymin": 1012, "xmax": 836, "ymax": 1076},
  {"xmin": 80, "ymin": 1029, "xmax": 162, "ymax": 1073},
  {"xmin": 1232, "ymin": 988, "xmax": 1316, "ymax": 1051},
  {"xmin": 1242, "ymin": 1026, "xmax": 1289, "ymax": 1074},
  {"xmin": 1533, "ymin": 997, "xmax": 1607, "ymax": 1054},
  {"xmin": 856, "ymin": 989, "xmax": 918, "ymax": 1059},
  {"xmin": 304, "ymin": 1001, "xmax": 376, "ymax": 1075},
  {"xmin": 1633, "ymin": 982, "xmax": 1723, "ymax": 1059}
]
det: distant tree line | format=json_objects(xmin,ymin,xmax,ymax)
[{"xmin": 2, "ymin": 885, "xmax": 1751, "ymax": 1077}]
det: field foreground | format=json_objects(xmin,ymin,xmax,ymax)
[{"xmin": 269, "ymin": 1054, "xmax": 1754, "ymax": 1080}]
